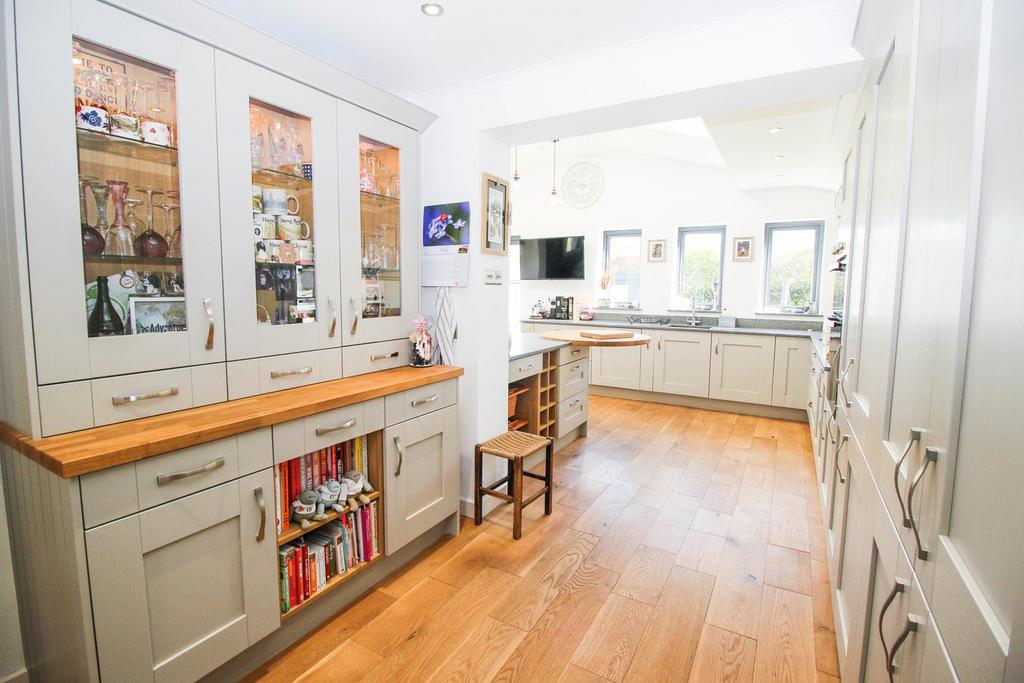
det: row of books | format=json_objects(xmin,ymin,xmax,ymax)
[
  {"xmin": 278, "ymin": 501, "xmax": 380, "ymax": 614},
  {"xmin": 274, "ymin": 435, "xmax": 372, "ymax": 534}
]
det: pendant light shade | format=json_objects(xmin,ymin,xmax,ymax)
[
  {"xmin": 550, "ymin": 139, "xmax": 559, "ymax": 196},
  {"xmin": 513, "ymin": 145, "xmax": 520, "ymax": 182}
]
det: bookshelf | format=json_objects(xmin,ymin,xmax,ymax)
[
  {"xmin": 280, "ymin": 555, "xmax": 382, "ymax": 622},
  {"xmin": 277, "ymin": 490, "xmax": 382, "ymax": 545}
]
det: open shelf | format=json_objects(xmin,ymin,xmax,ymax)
[
  {"xmin": 508, "ymin": 418, "xmax": 529, "ymax": 431},
  {"xmin": 277, "ymin": 490, "xmax": 381, "ymax": 546},
  {"xmin": 83, "ymin": 253, "xmax": 183, "ymax": 267},
  {"xmin": 360, "ymin": 190, "xmax": 400, "ymax": 203},
  {"xmin": 76, "ymin": 128, "xmax": 178, "ymax": 163},
  {"xmin": 280, "ymin": 553, "xmax": 383, "ymax": 622},
  {"xmin": 252, "ymin": 166, "xmax": 311, "ymax": 190}
]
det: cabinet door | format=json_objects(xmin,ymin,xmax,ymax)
[
  {"xmin": 85, "ymin": 470, "xmax": 278, "ymax": 682},
  {"xmin": 18, "ymin": 0, "xmax": 225, "ymax": 385},
  {"xmin": 215, "ymin": 52, "xmax": 341, "ymax": 361},
  {"xmin": 861, "ymin": 516, "xmax": 915, "ymax": 683},
  {"xmin": 384, "ymin": 405, "xmax": 458, "ymax": 554},
  {"xmin": 708, "ymin": 333, "xmax": 775, "ymax": 405},
  {"xmin": 589, "ymin": 330, "xmax": 643, "ymax": 390},
  {"xmin": 338, "ymin": 100, "xmax": 420, "ymax": 345},
  {"xmin": 771, "ymin": 337, "xmax": 811, "ymax": 408},
  {"xmin": 651, "ymin": 329, "xmax": 711, "ymax": 397}
]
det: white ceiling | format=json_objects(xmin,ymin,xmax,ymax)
[{"xmin": 196, "ymin": 0, "xmax": 847, "ymax": 95}]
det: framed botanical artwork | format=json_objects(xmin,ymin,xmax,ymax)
[
  {"xmin": 481, "ymin": 172, "xmax": 510, "ymax": 255},
  {"xmin": 647, "ymin": 239, "xmax": 666, "ymax": 262},
  {"xmin": 733, "ymin": 236, "xmax": 754, "ymax": 261}
]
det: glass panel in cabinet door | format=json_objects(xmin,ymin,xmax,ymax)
[
  {"xmin": 73, "ymin": 40, "xmax": 187, "ymax": 339},
  {"xmin": 250, "ymin": 100, "xmax": 317, "ymax": 328},
  {"xmin": 359, "ymin": 137, "xmax": 401, "ymax": 320}
]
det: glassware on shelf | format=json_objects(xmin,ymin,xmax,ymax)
[
  {"xmin": 140, "ymin": 77, "xmax": 174, "ymax": 146},
  {"xmin": 159, "ymin": 201, "xmax": 182, "ymax": 258},
  {"xmin": 79, "ymin": 175, "xmax": 104, "ymax": 254},
  {"xmin": 89, "ymin": 181, "xmax": 111, "ymax": 238},
  {"xmin": 74, "ymin": 69, "xmax": 112, "ymax": 132},
  {"xmin": 87, "ymin": 276, "xmax": 124, "ymax": 337},
  {"xmin": 108, "ymin": 74, "xmax": 142, "ymax": 140},
  {"xmin": 133, "ymin": 187, "xmax": 167, "ymax": 257},
  {"xmin": 103, "ymin": 180, "xmax": 134, "ymax": 256}
]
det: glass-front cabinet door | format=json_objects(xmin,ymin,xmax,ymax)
[
  {"xmin": 17, "ymin": 1, "xmax": 225, "ymax": 385},
  {"xmin": 339, "ymin": 101, "xmax": 419, "ymax": 345},
  {"xmin": 215, "ymin": 52, "xmax": 341, "ymax": 361}
]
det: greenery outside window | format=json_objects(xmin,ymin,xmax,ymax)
[
  {"xmin": 602, "ymin": 229, "xmax": 642, "ymax": 308},
  {"xmin": 676, "ymin": 226, "xmax": 725, "ymax": 311},
  {"xmin": 762, "ymin": 220, "xmax": 824, "ymax": 314}
]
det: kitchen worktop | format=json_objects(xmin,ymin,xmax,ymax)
[
  {"xmin": 523, "ymin": 316, "xmax": 830, "ymax": 339},
  {"xmin": 509, "ymin": 332, "xmax": 570, "ymax": 361},
  {"xmin": 809, "ymin": 330, "xmax": 836, "ymax": 372}
]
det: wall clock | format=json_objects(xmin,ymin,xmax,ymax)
[{"xmin": 561, "ymin": 161, "xmax": 604, "ymax": 209}]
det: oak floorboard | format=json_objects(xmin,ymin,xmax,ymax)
[
  {"xmin": 557, "ymin": 477, "xmax": 611, "ymax": 510},
  {"xmin": 769, "ymin": 492, "xmax": 811, "ymax": 552},
  {"xmin": 687, "ymin": 623, "xmax": 757, "ymax": 683},
  {"xmin": 423, "ymin": 617, "xmax": 526, "ymax": 683},
  {"xmin": 752, "ymin": 585, "xmax": 818, "ymax": 683},
  {"xmin": 612, "ymin": 545, "xmax": 676, "ymax": 606},
  {"xmin": 350, "ymin": 577, "xmax": 459, "ymax": 656},
  {"xmin": 293, "ymin": 640, "xmax": 382, "ymax": 683},
  {"xmin": 691, "ymin": 507, "xmax": 734, "ymax": 537},
  {"xmin": 559, "ymin": 664, "xmax": 614, "ymax": 682},
  {"xmin": 430, "ymin": 530, "xmax": 513, "ymax": 586},
  {"xmin": 764, "ymin": 544, "xmax": 812, "ymax": 596},
  {"xmin": 587, "ymin": 504, "xmax": 661, "ymax": 573},
  {"xmin": 810, "ymin": 559, "xmax": 841, "ymax": 677},
  {"xmin": 737, "ymin": 465, "xmax": 775, "ymax": 512},
  {"xmin": 571, "ymin": 480, "xmax": 641, "ymax": 537},
  {"xmin": 570, "ymin": 593, "xmax": 653, "ymax": 682},
  {"xmin": 676, "ymin": 529, "xmax": 727, "ymax": 575}
]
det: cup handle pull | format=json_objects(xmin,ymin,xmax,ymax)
[
  {"xmin": 887, "ymin": 614, "xmax": 924, "ymax": 679},
  {"xmin": 894, "ymin": 428, "xmax": 924, "ymax": 529},
  {"xmin": 350, "ymin": 296, "xmax": 360, "ymax": 335},
  {"xmin": 254, "ymin": 486, "xmax": 266, "ymax": 542},
  {"xmin": 878, "ymin": 577, "xmax": 908, "ymax": 677},
  {"xmin": 328, "ymin": 296, "xmax": 337, "ymax": 338},
  {"xmin": 203, "ymin": 297, "xmax": 215, "ymax": 350},
  {"xmin": 907, "ymin": 447, "xmax": 939, "ymax": 560},
  {"xmin": 394, "ymin": 436, "xmax": 404, "ymax": 477}
]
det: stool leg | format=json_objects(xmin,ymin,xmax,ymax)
[
  {"xmin": 512, "ymin": 457, "xmax": 524, "ymax": 540},
  {"xmin": 474, "ymin": 445, "xmax": 483, "ymax": 525},
  {"xmin": 507, "ymin": 457, "xmax": 515, "ymax": 504},
  {"xmin": 544, "ymin": 440, "xmax": 554, "ymax": 515}
]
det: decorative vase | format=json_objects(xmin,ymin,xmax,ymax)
[
  {"xmin": 409, "ymin": 314, "xmax": 433, "ymax": 367},
  {"xmin": 87, "ymin": 276, "xmax": 124, "ymax": 337}
]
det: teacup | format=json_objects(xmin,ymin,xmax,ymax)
[
  {"xmin": 76, "ymin": 104, "xmax": 109, "ymax": 132},
  {"xmin": 262, "ymin": 188, "xmax": 298, "ymax": 216},
  {"xmin": 277, "ymin": 215, "xmax": 311, "ymax": 240},
  {"xmin": 141, "ymin": 120, "xmax": 171, "ymax": 146},
  {"xmin": 294, "ymin": 239, "xmax": 314, "ymax": 264}
]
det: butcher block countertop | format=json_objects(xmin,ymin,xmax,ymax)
[{"xmin": 0, "ymin": 365, "xmax": 463, "ymax": 479}]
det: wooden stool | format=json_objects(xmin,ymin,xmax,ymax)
[{"xmin": 474, "ymin": 431, "xmax": 554, "ymax": 539}]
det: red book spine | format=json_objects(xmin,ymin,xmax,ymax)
[
  {"xmin": 361, "ymin": 507, "xmax": 371, "ymax": 560},
  {"xmin": 280, "ymin": 464, "xmax": 289, "ymax": 531},
  {"xmin": 290, "ymin": 458, "xmax": 300, "ymax": 500},
  {"xmin": 312, "ymin": 451, "xmax": 320, "ymax": 488},
  {"xmin": 301, "ymin": 544, "xmax": 309, "ymax": 601},
  {"xmin": 288, "ymin": 551, "xmax": 298, "ymax": 607},
  {"xmin": 319, "ymin": 450, "xmax": 328, "ymax": 485}
]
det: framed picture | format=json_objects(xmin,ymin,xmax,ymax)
[
  {"xmin": 733, "ymin": 237, "xmax": 754, "ymax": 261},
  {"xmin": 481, "ymin": 173, "xmax": 510, "ymax": 255},
  {"xmin": 647, "ymin": 239, "xmax": 666, "ymax": 262},
  {"xmin": 129, "ymin": 297, "xmax": 187, "ymax": 335},
  {"xmin": 423, "ymin": 201, "xmax": 471, "ymax": 247}
]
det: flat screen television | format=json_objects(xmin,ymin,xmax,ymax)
[{"xmin": 519, "ymin": 236, "xmax": 585, "ymax": 280}]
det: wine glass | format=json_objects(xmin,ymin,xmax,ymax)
[
  {"xmin": 135, "ymin": 186, "xmax": 167, "ymax": 258},
  {"xmin": 88, "ymin": 181, "xmax": 110, "ymax": 237},
  {"xmin": 79, "ymin": 175, "xmax": 104, "ymax": 254},
  {"xmin": 159, "ymin": 201, "xmax": 181, "ymax": 258},
  {"xmin": 123, "ymin": 198, "xmax": 146, "ymax": 237}
]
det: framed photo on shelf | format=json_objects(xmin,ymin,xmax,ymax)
[
  {"xmin": 481, "ymin": 173, "xmax": 510, "ymax": 255},
  {"xmin": 647, "ymin": 239, "xmax": 666, "ymax": 262},
  {"xmin": 733, "ymin": 236, "xmax": 754, "ymax": 261},
  {"xmin": 130, "ymin": 296, "xmax": 187, "ymax": 334}
]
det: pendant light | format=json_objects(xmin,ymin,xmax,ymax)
[
  {"xmin": 550, "ymin": 139, "xmax": 559, "ymax": 196},
  {"xmin": 513, "ymin": 145, "xmax": 520, "ymax": 182}
]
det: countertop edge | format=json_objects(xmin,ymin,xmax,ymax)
[
  {"xmin": 522, "ymin": 318, "xmax": 833, "ymax": 339},
  {"xmin": 508, "ymin": 334, "xmax": 571, "ymax": 361},
  {"xmin": 809, "ymin": 332, "xmax": 833, "ymax": 372}
]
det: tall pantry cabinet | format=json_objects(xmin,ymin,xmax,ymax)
[{"xmin": 822, "ymin": 0, "xmax": 1024, "ymax": 681}]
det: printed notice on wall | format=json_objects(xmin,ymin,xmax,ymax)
[{"xmin": 421, "ymin": 202, "xmax": 470, "ymax": 287}]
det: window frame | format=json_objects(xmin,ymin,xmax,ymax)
[
  {"xmin": 602, "ymin": 228, "xmax": 643, "ymax": 308},
  {"xmin": 761, "ymin": 220, "xmax": 825, "ymax": 314},
  {"xmin": 675, "ymin": 225, "xmax": 726, "ymax": 312}
]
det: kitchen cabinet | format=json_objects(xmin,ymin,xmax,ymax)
[
  {"xmin": 215, "ymin": 52, "xmax": 342, "ymax": 364},
  {"xmin": 589, "ymin": 329, "xmax": 643, "ymax": 390},
  {"xmin": 384, "ymin": 405, "xmax": 459, "ymax": 554},
  {"xmin": 85, "ymin": 468, "xmax": 278, "ymax": 682},
  {"xmin": 770, "ymin": 337, "xmax": 811, "ymax": 408},
  {"xmin": 650, "ymin": 329, "xmax": 711, "ymax": 397},
  {"xmin": 708, "ymin": 333, "xmax": 774, "ymax": 405}
]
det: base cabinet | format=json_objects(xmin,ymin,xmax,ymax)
[
  {"xmin": 650, "ymin": 329, "xmax": 711, "ymax": 397},
  {"xmin": 709, "ymin": 333, "xmax": 775, "ymax": 404},
  {"xmin": 590, "ymin": 329, "xmax": 643, "ymax": 389},
  {"xmin": 771, "ymin": 337, "xmax": 811, "ymax": 408}
]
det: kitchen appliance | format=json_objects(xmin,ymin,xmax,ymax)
[
  {"xmin": 549, "ymin": 296, "xmax": 574, "ymax": 320},
  {"xmin": 519, "ymin": 236, "xmax": 585, "ymax": 280}
]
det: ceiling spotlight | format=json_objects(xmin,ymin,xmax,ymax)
[
  {"xmin": 772, "ymin": 155, "xmax": 784, "ymax": 161},
  {"xmin": 774, "ymin": 174, "xmax": 785, "ymax": 180},
  {"xmin": 769, "ymin": 127, "xmax": 783, "ymax": 134},
  {"xmin": 421, "ymin": 2, "xmax": 444, "ymax": 16}
]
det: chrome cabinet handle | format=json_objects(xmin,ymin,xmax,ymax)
[
  {"xmin": 156, "ymin": 456, "xmax": 225, "ymax": 486},
  {"xmin": 350, "ymin": 296, "xmax": 360, "ymax": 335},
  {"xmin": 411, "ymin": 394, "xmax": 438, "ymax": 407},
  {"xmin": 328, "ymin": 296, "xmax": 337, "ymax": 338},
  {"xmin": 657, "ymin": 340, "xmax": 662, "ymax": 350},
  {"xmin": 518, "ymin": 363, "xmax": 534, "ymax": 372},
  {"xmin": 715, "ymin": 342, "xmax": 719, "ymax": 354},
  {"xmin": 894, "ymin": 428, "xmax": 923, "ymax": 529},
  {"xmin": 394, "ymin": 436, "xmax": 404, "ymax": 477},
  {"xmin": 878, "ymin": 577, "xmax": 909, "ymax": 678},
  {"xmin": 887, "ymin": 614, "xmax": 925, "ymax": 678},
  {"xmin": 315, "ymin": 417, "xmax": 357, "ymax": 436},
  {"xmin": 570, "ymin": 364, "xmax": 582, "ymax": 372},
  {"xmin": 371, "ymin": 351, "xmax": 400, "ymax": 361},
  {"xmin": 907, "ymin": 447, "xmax": 939, "ymax": 560},
  {"xmin": 204, "ymin": 297, "xmax": 215, "ymax": 350},
  {"xmin": 112, "ymin": 386, "xmax": 179, "ymax": 406},
  {"xmin": 834, "ymin": 434, "xmax": 848, "ymax": 484},
  {"xmin": 838, "ymin": 358, "xmax": 855, "ymax": 407},
  {"xmin": 270, "ymin": 366, "xmax": 312, "ymax": 379},
  {"xmin": 571, "ymin": 348, "xmax": 583, "ymax": 355},
  {"xmin": 254, "ymin": 486, "xmax": 266, "ymax": 542}
]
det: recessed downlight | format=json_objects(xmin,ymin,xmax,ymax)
[
  {"xmin": 769, "ymin": 126, "xmax": 783, "ymax": 134},
  {"xmin": 421, "ymin": 2, "xmax": 444, "ymax": 16},
  {"xmin": 772, "ymin": 155, "xmax": 784, "ymax": 161}
]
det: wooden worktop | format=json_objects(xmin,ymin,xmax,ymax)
[
  {"xmin": 0, "ymin": 365, "xmax": 463, "ymax": 479},
  {"xmin": 539, "ymin": 329, "xmax": 651, "ymax": 347}
]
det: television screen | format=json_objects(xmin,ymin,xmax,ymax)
[{"xmin": 520, "ymin": 236, "xmax": 585, "ymax": 280}]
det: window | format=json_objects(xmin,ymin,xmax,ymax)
[
  {"xmin": 602, "ymin": 229, "xmax": 642, "ymax": 307},
  {"xmin": 676, "ymin": 226, "xmax": 725, "ymax": 311},
  {"xmin": 763, "ymin": 220, "xmax": 824, "ymax": 313}
]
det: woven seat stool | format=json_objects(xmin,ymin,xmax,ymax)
[{"xmin": 474, "ymin": 431, "xmax": 554, "ymax": 539}]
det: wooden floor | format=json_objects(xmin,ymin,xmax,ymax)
[{"xmin": 243, "ymin": 396, "xmax": 840, "ymax": 683}]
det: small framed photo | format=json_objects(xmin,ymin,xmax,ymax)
[
  {"xmin": 647, "ymin": 239, "xmax": 666, "ymax": 262},
  {"xmin": 733, "ymin": 237, "xmax": 754, "ymax": 261},
  {"xmin": 481, "ymin": 173, "xmax": 510, "ymax": 255},
  {"xmin": 130, "ymin": 297, "xmax": 187, "ymax": 335}
]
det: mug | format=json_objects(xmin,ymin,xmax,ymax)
[
  {"xmin": 251, "ymin": 185, "xmax": 263, "ymax": 212},
  {"xmin": 76, "ymin": 104, "xmax": 109, "ymax": 132},
  {"xmin": 277, "ymin": 215, "xmax": 311, "ymax": 240},
  {"xmin": 262, "ymin": 188, "xmax": 298, "ymax": 216},
  {"xmin": 141, "ymin": 120, "xmax": 171, "ymax": 146},
  {"xmin": 263, "ymin": 239, "xmax": 283, "ymax": 263},
  {"xmin": 294, "ymin": 239, "xmax": 314, "ymax": 264},
  {"xmin": 253, "ymin": 213, "xmax": 277, "ymax": 240}
]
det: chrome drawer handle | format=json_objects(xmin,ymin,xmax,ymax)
[
  {"xmin": 270, "ymin": 366, "xmax": 312, "ymax": 379},
  {"xmin": 156, "ymin": 456, "xmax": 225, "ymax": 486},
  {"xmin": 204, "ymin": 297, "xmax": 215, "ymax": 350},
  {"xmin": 411, "ymin": 394, "xmax": 438, "ymax": 407},
  {"xmin": 570, "ymin": 364, "xmax": 582, "ymax": 372},
  {"xmin": 895, "ymin": 428, "xmax": 924, "ymax": 529},
  {"xmin": 328, "ymin": 296, "xmax": 337, "ymax": 338},
  {"xmin": 878, "ymin": 577, "xmax": 909, "ymax": 677},
  {"xmin": 518, "ymin": 363, "xmax": 534, "ymax": 372},
  {"xmin": 834, "ymin": 434, "xmax": 848, "ymax": 484},
  {"xmin": 907, "ymin": 447, "xmax": 939, "ymax": 560},
  {"xmin": 887, "ymin": 614, "xmax": 925, "ymax": 677},
  {"xmin": 112, "ymin": 386, "xmax": 179, "ymax": 406},
  {"xmin": 254, "ymin": 486, "xmax": 266, "ymax": 542},
  {"xmin": 571, "ymin": 348, "xmax": 582, "ymax": 355},
  {"xmin": 394, "ymin": 436, "xmax": 404, "ymax": 477},
  {"xmin": 315, "ymin": 418, "xmax": 357, "ymax": 436},
  {"xmin": 350, "ymin": 296, "xmax": 360, "ymax": 335},
  {"xmin": 838, "ymin": 358, "xmax": 854, "ymax": 407},
  {"xmin": 371, "ymin": 351, "xmax": 400, "ymax": 361}
]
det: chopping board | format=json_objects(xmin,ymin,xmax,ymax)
[{"xmin": 579, "ymin": 329, "xmax": 633, "ymax": 340}]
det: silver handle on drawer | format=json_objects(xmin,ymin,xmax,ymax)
[
  {"xmin": 328, "ymin": 296, "xmax": 337, "ymax": 338},
  {"xmin": 895, "ymin": 428, "xmax": 924, "ymax": 529},
  {"xmin": 657, "ymin": 340, "xmax": 661, "ymax": 351},
  {"xmin": 315, "ymin": 418, "xmax": 357, "ymax": 436},
  {"xmin": 270, "ymin": 366, "xmax": 312, "ymax": 379},
  {"xmin": 204, "ymin": 297, "xmax": 215, "ymax": 350},
  {"xmin": 112, "ymin": 386, "xmax": 179, "ymax": 406},
  {"xmin": 834, "ymin": 434, "xmax": 848, "ymax": 484},
  {"xmin": 411, "ymin": 394, "xmax": 438, "ymax": 407},
  {"xmin": 887, "ymin": 613, "xmax": 924, "ymax": 678},
  {"xmin": 156, "ymin": 456, "xmax": 225, "ymax": 486},
  {"xmin": 569, "ymin": 364, "xmax": 583, "ymax": 373},
  {"xmin": 907, "ymin": 447, "xmax": 939, "ymax": 560},
  {"xmin": 371, "ymin": 351, "xmax": 400, "ymax": 361},
  {"xmin": 571, "ymin": 348, "xmax": 583, "ymax": 355},
  {"xmin": 350, "ymin": 296, "xmax": 360, "ymax": 335},
  {"xmin": 254, "ymin": 486, "xmax": 266, "ymax": 542},
  {"xmin": 518, "ymin": 363, "xmax": 534, "ymax": 372},
  {"xmin": 394, "ymin": 436, "xmax": 403, "ymax": 477},
  {"xmin": 878, "ymin": 577, "xmax": 909, "ymax": 678}
]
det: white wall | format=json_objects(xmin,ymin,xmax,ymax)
[{"xmin": 511, "ymin": 145, "xmax": 838, "ymax": 319}]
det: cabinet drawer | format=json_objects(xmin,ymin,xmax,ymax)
[
  {"xmin": 557, "ymin": 359, "xmax": 589, "ymax": 402},
  {"xmin": 385, "ymin": 378, "xmax": 457, "ymax": 425},
  {"xmin": 343, "ymin": 339, "xmax": 410, "ymax": 377},
  {"xmin": 272, "ymin": 398, "xmax": 384, "ymax": 464},
  {"xmin": 226, "ymin": 349, "xmax": 343, "ymax": 399},
  {"xmin": 557, "ymin": 344, "xmax": 589, "ymax": 366},
  {"xmin": 509, "ymin": 353, "xmax": 543, "ymax": 382},
  {"xmin": 557, "ymin": 390, "xmax": 589, "ymax": 438},
  {"xmin": 89, "ymin": 364, "xmax": 227, "ymax": 429}
]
